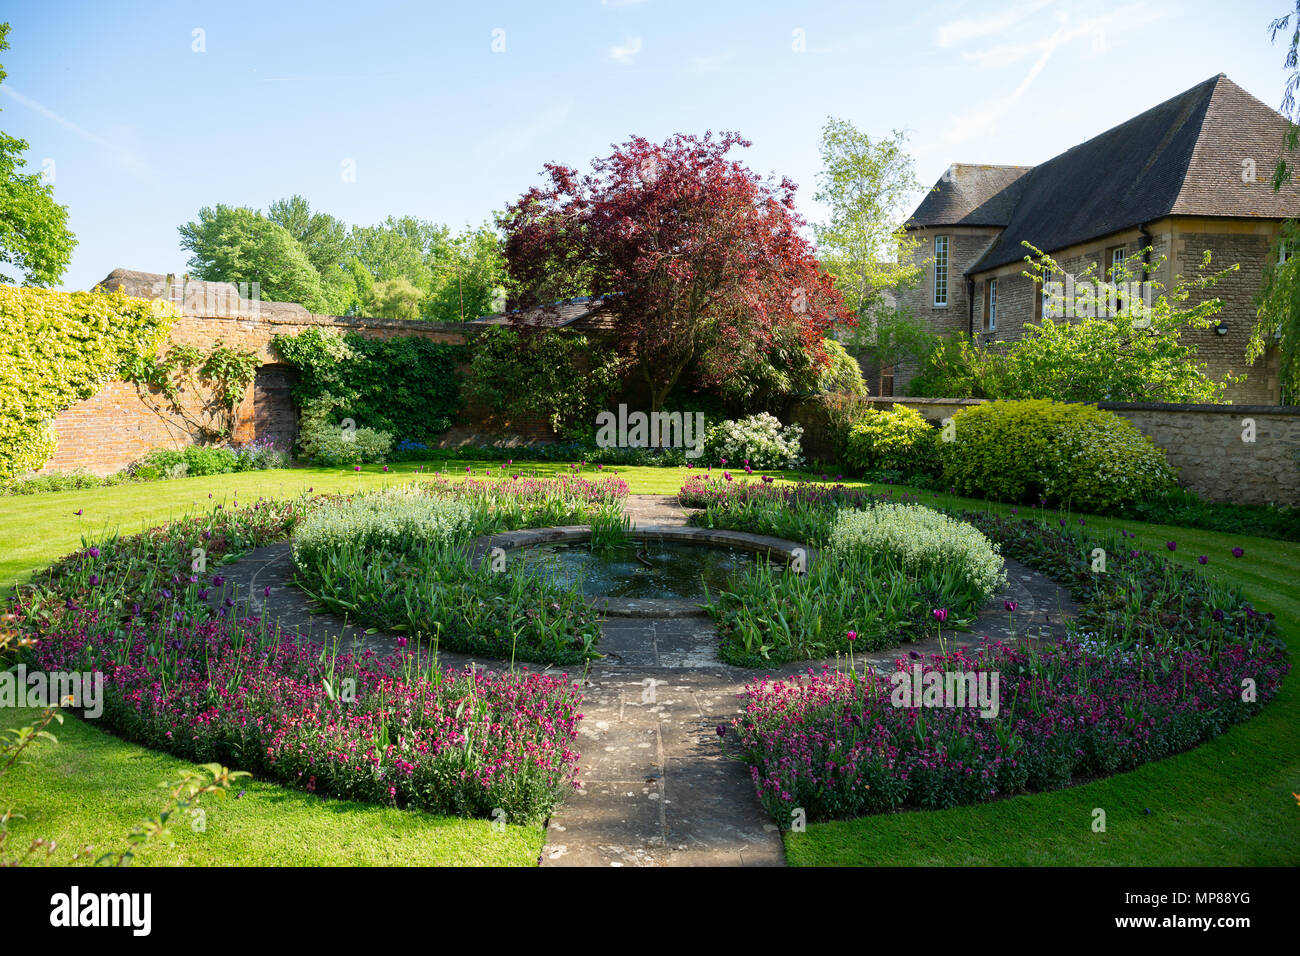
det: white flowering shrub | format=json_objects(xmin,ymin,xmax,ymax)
[
  {"xmin": 827, "ymin": 502, "xmax": 1006, "ymax": 602},
  {"xmin": 292, "ymin": 486, "xmax": 473, "ymax": 568},
  {"xmin": 703, "ymin": 413, "xmax": 803, "ymax": 469},
  {"xmin": 1041, "ymin": 410, "xmax": 1178, "ymax": 511}
]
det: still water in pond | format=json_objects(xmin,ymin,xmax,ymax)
[{"xmin": 517, "ymin": 540, "xmax": 772, "ymax": 600}]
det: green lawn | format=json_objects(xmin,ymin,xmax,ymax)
[
  {"xmin": 0, "ymin": 707, "xmax": 544, "ymax": 866},
  {"xmin": 2, "ymin": 462, "xmax": 1297, "ymax": 866}
]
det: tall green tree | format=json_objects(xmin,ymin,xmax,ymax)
[
  {"xmin": 813, "ymin": 120, "xmax": 924, "ymax": 334},
  {"xmin": 178, "ymin": 204, "xmax": 327, "ymax": 311},
  {"xmin": 425, "ymin": 222, "xmax": 507, "ymax": 321},
  {"xmin": 266, "ymin": 194, "xmax": 355, "ymax": 313},
  {"xmin": 0, "ymin": 23, "xmax": 76, "ymax": 286},
  {"xmin": 350, "ymin": 216, "xmax": 433, "ymax": 291}
]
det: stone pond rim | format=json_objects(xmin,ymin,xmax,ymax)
[{"xmin": 467, "ymin": 525, "xmax": 816, "ymax": 618}]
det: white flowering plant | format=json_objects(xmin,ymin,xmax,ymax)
[
  {"xmin": 292, "ymin": 486, "xmax": 474, "ymax": 568},
  {"xmin": 827, "ymin": 502, "xmax": 1006, "ymax": 604},
  {"xmin": 703, "ymin": 413, "xmax": 804, "ymax": 469}
]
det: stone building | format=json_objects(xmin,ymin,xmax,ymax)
[{"xmin": 895, "ymin": 73, "xmax": 1300, "ymax": 404}]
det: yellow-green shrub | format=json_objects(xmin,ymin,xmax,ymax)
[
  {"xmin": 844, "ymin": 403, "xmax": 938, "ymax": 474},
  {"xmin": 0, "ymin": 285, "xmax": 177, "ymax": 478},
  {"xmin": 939, "ymin": 399, "xmax": 1177, "ymax": 510}
]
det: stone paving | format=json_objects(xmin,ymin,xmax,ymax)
[{"xmin": 216, "ymin": 493, "xmax": 1078, "ymax": 867}]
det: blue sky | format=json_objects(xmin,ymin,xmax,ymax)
[{"xmin": 1, "ymin": 0, "xmax": 1295, "ymax": 292}]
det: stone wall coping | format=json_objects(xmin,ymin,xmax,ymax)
[
  {"xmin": 177, "ymin": 310, "xmax": 483, "ymax": 336},
  {"xmin": 862, "ymin": 396, "xmax": 1300, "ymax": 415}
]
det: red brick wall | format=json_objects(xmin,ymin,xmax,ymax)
[{"xmin": 39, "ymin": 300, "xmax": 505, "ymax": 475}]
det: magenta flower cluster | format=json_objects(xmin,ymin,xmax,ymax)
[
  {"xmin": 733, "ymin": 638, "xmax": 1287, "ymax": 825},
  {"xmin": 25, "ymin": 607, "xmax": 583, "ymax": 823}
]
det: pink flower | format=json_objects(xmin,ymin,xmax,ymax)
[{"xmin": 932, "ymin": 608, "xmax": 949, "ymax": 623}]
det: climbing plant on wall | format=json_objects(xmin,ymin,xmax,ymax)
[
  {"xmin": 0, "ymin": 285, "xmax": 178, "ymax": 479},
  {"xmin": 272, "ymin": 327, "xmax": 465, "ymax": 443},
  {"xmin": 122, "ymin": 340, "xmax": 260, "ymax": 442}
]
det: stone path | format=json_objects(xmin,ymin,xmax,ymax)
[{"xmin": 215, "ymin": 493, "xmax": 1077, "ymax": 868}]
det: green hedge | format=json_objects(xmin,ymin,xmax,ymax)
[
  {"xmin": 0, "ymin": 285, "xmax": 177, "ymax": 479},
  {"xmin": 939, "ymin": 399, "xmax": 1177, "ymax": 510},
  {"xmin": 273, "ymin": 328, "xmax": 465, "ymax": 445}
]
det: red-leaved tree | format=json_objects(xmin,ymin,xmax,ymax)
[{"xmin": 499, "ymin": 131, "xmax": 851, "ymax": 411}]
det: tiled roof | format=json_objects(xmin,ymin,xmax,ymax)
[
  {"xmin": 471, "ymin": 296, "xmax": 617, "ymax": 330},
  {"xmin": 907, "ymin": 164, "xmax": 1034, "ymax": 228},
  {"xmin": 966, "ymin": 74, "xmax": 1300, "ymax": 274}
]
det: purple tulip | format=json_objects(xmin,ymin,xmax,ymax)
[
  {"xmin": 1166, "ymin": 541, "xmax": 1177, "ymax": 551},
  {"xmin": 1231, "ymin": 547, "xmax": 1244, "ymax": 558},
  {"xmin": 932, "ymin": 608, "xmax": 949, "ymax": 623},
  {"xmin": 1197, "ymin": 555, "xmax": 1208, "ymax": 565},
  {"xmin": 1004, "ymin": 600, "xmax": 1018, "ymax": 612}
]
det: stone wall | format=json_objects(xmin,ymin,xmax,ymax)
[
  {"xmin": 851, "ymin": 396, "xmax": 1300, "ymax": 506},
  {"xmin": 39, "ymin": 270, "xmax": 561, "ymax": 476}
]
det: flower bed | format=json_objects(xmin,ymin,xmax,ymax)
[
  {"xmin": 11, "ymin": 481, "xmax": 606, "ymax": 822},
  {"xmin": 694, "ymin": 478, "xmax": 1288, "ymax": 823},
  {"xmin": 735, "ymin": 638, "xmax": 1287, "ymax": 822},
  {"xmin": 25, "ymin": 608, "xmax": 581, "ymax": 823}
]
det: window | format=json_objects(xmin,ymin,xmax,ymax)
[
  {"xmin": 879, "ymin": 364, "xmax": 895, "ymax": 397},
  {"xmin": 933, "ymin": 236, "xmax": 949, "ymax": 306},
  {"xmin": 1105, "ymin": 245, "xmax": 1126, "ymax": 280},
  {"xmin": 984, "ymin": 277, "xmax": 997, "ymax": 331},
  {"xmin": 1279, "ymin": 239, "xmax": 1290, "ymax": 265},
  {"xmin": 1037, "ymin": 268, "xmax": 1053, "ymax": 320}
]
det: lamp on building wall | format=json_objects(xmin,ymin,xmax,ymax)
[{"xmin": 1214, "ymin": 321, "xmax": 1229, "ymax": 336}]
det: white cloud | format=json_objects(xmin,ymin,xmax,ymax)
[
  {"xmin": 609, "ymin": 36, "xmax": 643, "ymax": 64},
  {"xmin": 936, "ymin": 0, "xmax": 1055, "ymax": 49},
  {"xmin": 938, "ymin": 1, "xmax": 1169, "ymax": 145},
  {"xmin": 0, "ymin": 85, "xmax": 153, "ymax": 176}
]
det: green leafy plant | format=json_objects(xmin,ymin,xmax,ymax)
[
  {"xmin": 123, "ymin": 340, "xmax": 259, "ymax": 442},
  {"xmin": 843, "ymin": 403, "xmax": 939, "ymax": 475},
  {"xmin": 466, "ymin": 327, "xmax": 625, "ymax": 440},
  {"xmin": 0, "ymin": 284, "xmax": 177, "ymax": 478},
  {"xmin": 274, "ymin": 327, "xmax": 464, "ymax": 443},
  {"xmin": 938, "ymin": 399, "xmax": 1177, "ymax": 510}
]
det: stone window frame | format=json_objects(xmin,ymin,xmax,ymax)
[
  {"xmin": 984, "ymin": 276, "xmax": 997, "ymax": 332},
  {"xmin": 933, "ymin": 235, "xmax": 949, "ymax": 307}
]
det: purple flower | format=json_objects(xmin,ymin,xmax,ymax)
[
  {"xmin": 932, "ymin": 608, "xmax": 949, "ymax": 624},
  {"xmin": 1231, "ymin": 547, "xmax": 1244, "ymax": 558},
  {"xmin": 263, "ymin": 586, "xmax": 271, "ymax": 597},
  {"xmin": 1130, "ymin": 550, "xmax": 1139, "ymax": 558},
  {"xmin": 1166, "ymin": 541, "xmax": 1177, "ymax": 551},
  {"xmin": 1197, "ymin": 555, "xmax": 1208, "ymax": 565},
  {"xmin": 846, "ymin": 631, "xmax": 857, "ymax": 643},
  {"xmin": 1211, "ymin": 609, "xmax": 1225, "ymax": 622},
  {"xmin": 1059, "ymin": 518, "xmax": 1066, "ymax": 527},
  {"xmin": 1004, "ymin": 600, "xmax": 1018, "ymax": 612},
  {"xmin": 354, "ymin": 465, "xmax": 362, "ymax": 472},
  {"xmin": 716, "ymin": 725, "xmax": 727, "ymax": 737},
  {"xmin": 212, "ymin": 576, "xmax": 225, "ymax": 587},
  {"xmin": 87, "ymin": 546, "xmax": 101, "ymax": 558},
  {"xmin": 88, "ymin": 574, "xmax": 100, "ymax": 586}
]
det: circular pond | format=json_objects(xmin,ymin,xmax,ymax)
[
  {"xmin": 472, "ymin": 525, "xmax": 811, "ymax": 617},
  {"xmin": 518, "ymin": 538, "xmax": 774, "ymax": 601}
]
